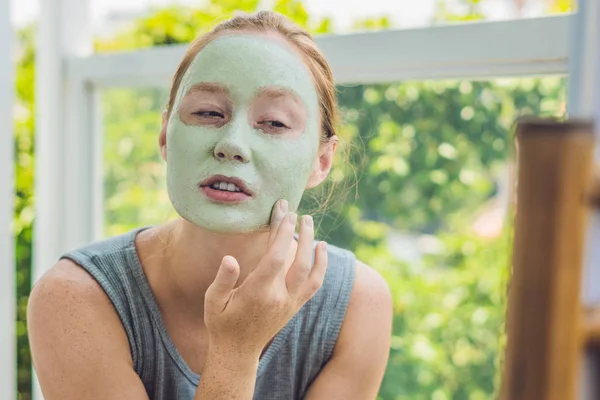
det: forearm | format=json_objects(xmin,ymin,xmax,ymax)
[{"xmin": 194, "ymin": 347, "xmax": 259, "ymax": 400}]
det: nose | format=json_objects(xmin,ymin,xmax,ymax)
[
  {"xmin": 213, "ymin": 125, "xmax": 251, "ymax": 164},
  {"xmin": 214, "ymin": 142, "xmax": 249, "ymax": 163}
]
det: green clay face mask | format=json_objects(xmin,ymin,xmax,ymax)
[{"xmin": 166, "ymin": 35, "xmax": 321, "ymax": 234}]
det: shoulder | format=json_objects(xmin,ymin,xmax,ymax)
[
  {"xmin": 28, "ymin": 260, "xmax": 133, "ymax": 373},
  {"xmin": 28, "ymin": 259, "xmax": 127, "ymax": 342},
  {"xmin": 333, "ymin": 259, "xmax": 392, "ymax": 359},
  {"xmin": 323, "ymin": 240, "xmax": 391, "ymax": 309},
  {"xmin": 320, "ymin": 243, "xmax": 391, "ymax": 321},
  {"xmin": 29, "ymin": 226, "xmax": 147, "ymax": 316},
  {"xmin": 28, "ymin": 260, "xmax": 146, "ymax": 398},
  {"xmin": 28, "ymin": 229, "xmax": 147, "ymax": 356},
  {"xmin": 346, "ymin": 260, "xmax": 393, "ymax": 326},
  {"xmin": 29, "ymin": 258, "xmax": 110, "ymax": 312},
  {"xmin": 55, "ymin": 228, "xmax": 149, "ymax": 298}
]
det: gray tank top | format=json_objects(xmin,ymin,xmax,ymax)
[{"xmin": 60, "ymin": 226, "xmax": 356, "ymax": 400}]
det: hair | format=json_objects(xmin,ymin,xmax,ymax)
[{"xmin": 165, "ymin": 10, "xmax": 338, "ymax": 144}]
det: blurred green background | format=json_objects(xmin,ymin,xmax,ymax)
[{"xmin": 13, "ymin": 0, "xmax": 574, "ymax": 399}]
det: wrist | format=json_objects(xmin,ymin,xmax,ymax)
[{"xmin": 206, "ymin": 340, "xmax": 261, "ymax": 373}]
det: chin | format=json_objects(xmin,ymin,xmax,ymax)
[
  {"xmin": 170, "ymin": 194, "xmax": 274, "ymax": 235},
  {"xmin": 181, "ymin": 215, "xmax": 270, "ymax": 236}
]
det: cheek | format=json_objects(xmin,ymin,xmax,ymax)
[
  {"xmin": 167, "ymin": 122, "xmax": 217, "ymax": 163},
  {"xmin": 254, "ymin": 136, "xmax": 318, "ymax": 184}
]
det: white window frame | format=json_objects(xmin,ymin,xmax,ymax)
[
  {"xmin": 68, "ymin": 15, "xmax": 571, "ymax": 87},
  {"xmin": 1, "ymin": 0, "xmax": 15, "ymax": 397},
  {"xmin": 569, "ymin": 0, "xmax": 600, "ymax": 306},
  {"xmin": 31, "ymin": 2, "xmax": 599, "ymax": 400},
  {"xmin": 33, "ymin": 0, "xmax": 93, "ymax": 398},
  {"xmin": 568, "ymin": 1, "xmax": 600, "ymax": 399}
]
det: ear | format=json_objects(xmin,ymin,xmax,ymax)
[
  {"xmin": 305, "ymin": 135, "xmax": 338, "ymax": 190},
  {"xmin": 159, "ymin": 110, "xmax": 168, "ymax": 162}
]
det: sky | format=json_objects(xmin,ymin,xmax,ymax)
[{"xmin": 10, "ymin": 0, "xmax": 549, "ymax": 32}]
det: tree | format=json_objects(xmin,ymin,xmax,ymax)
[{"xmin": 546, "ymin": 0, "xmax": 576, "ymax": 13}]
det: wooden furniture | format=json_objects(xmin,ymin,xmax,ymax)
[{"xmin": 501, "ymin": 119, "xmax": 600, "ymax": 400}]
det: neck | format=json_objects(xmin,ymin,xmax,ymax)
[{"xmin": 140, "ymin": 217, "xmax": 296, "ymax": 316}]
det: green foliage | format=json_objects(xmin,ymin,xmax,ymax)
[
  {"xmin": 14, "ymin": 26, "xmax": 36, "ymax": 400},
  {"xmin": 96, "ymin": 1, "xmax": 261, "ymax": 51},
  {"xmin": 548, "ymin": 0, "xmax": 575, "ymax": 13},
  {"xmin": 312, "ymin": 78, "xmax": 566, "ymax": 246},
  {"xmin": 352, "ymin": 16, "xmax": 392, "ymax": 31},
  {"xmin": 433, "ymin": 0, "xmax": 486, "ymax": 23},
  {"xmin": 378, "ymin": 230, "xmax": 511, "ymax": 400},
  {"xmin": 273, "ymin": 0, "xmax": 310, "ymax": 28},
  {"xmin": 14, "ymin": 1, "xmax": 574, "ymax": 399},
  {"xmin": 102, "ymin": 88, "xmax": 174, "ymax": 237}
]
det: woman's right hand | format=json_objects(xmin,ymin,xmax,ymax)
[{"xmin": 203, "ymin": 199, "xmax": 328, "ymax": 360}]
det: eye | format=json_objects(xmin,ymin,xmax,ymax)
[
  {"xmin": 193, "ymin": 110, "xmax": 225, "ymax": 119},
  {"xmin": 259, "ymin": 120, "xmax": 290, "ymax": 133},
  {"xmin": 267, "ymin": 121, "xmax": 286, "ymax": 128}
]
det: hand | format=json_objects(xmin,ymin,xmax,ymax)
[{"xmin": 203, "ymin": 199, "xmax": 328, "ymax": 358}]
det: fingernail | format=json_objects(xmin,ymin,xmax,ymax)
[
  {"xmin": 304, "ymin": 215, "xmax": 313, "ymax": 227},
  {"xmin": 320, "ymin": 241, "xmax": 327, "ymax": 251},
  {"xmin": 280, "ymin": 199, "xmax": 288, "ymax": 213},
  {"xmin": 288, "ymin": 212, "xmax": 297, "ymax": 223}
]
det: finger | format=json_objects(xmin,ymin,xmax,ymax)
[
  {"xmin": 268, "ymin": 199, "xmax": 288, "ymax": 247},
  {"xmin": 297, "ymin": 241, "xmax": 327, "ymax": 303},
  {"xmin": 286, "ymin": 215, "xmax": 314, "ymax": 293},
  {"xmin": 256, "ymin": 211, "xmax": 297, "ymax": 279},
  {"xmin": 206, "ymin": 256, "xmax": 240, "ymax": 310}
]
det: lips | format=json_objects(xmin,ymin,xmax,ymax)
[{"xmin": 199, "ymin": 174, "xmax": 253, "ymax": 196}]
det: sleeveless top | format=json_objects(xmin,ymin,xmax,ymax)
[{"xmin": 60, "ymin": 226, "xmax": 357, "ymax": 400}]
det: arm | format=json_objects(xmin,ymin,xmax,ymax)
[
  {"xmin": 28, "ymin": 260, "xmax": 150, "ymax": 400},
  {"xmin": 29, "ymin": 260, "xmax": 266, "ymax": 400},
  {"xmin": 194, "ymin": 345, "xmax": 259, "ymax": 400},
  {"xmin": 304, "ymin": 261, "xmax": 393, "ymax": 400}
]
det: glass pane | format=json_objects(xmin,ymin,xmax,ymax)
[
  {"xmin": 102, "ymin": 87, "xmax": 176, "ymax": 237},
  {"xmin": 101, "ymin": 76, "xmax": 567, "ymax": 398}
]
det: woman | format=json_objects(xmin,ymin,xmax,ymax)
[{"xmin": 28, "ymin": 11, "xmax": 392, "ymax": 400}]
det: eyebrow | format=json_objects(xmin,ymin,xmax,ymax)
[
  {"xmin": 187, "ymin": 82, "xmax": 230, "ymax": 95},
  {"xmin": 256, "ymin": 87, "xmax": 303, "ymax": 105}
]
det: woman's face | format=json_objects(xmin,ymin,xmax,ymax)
[{"xmin": 164, "ymin": 34, "xmax": 322, "ymax": 234}]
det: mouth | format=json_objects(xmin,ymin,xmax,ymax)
[
  {"xmin": 199, "ymin": 174, "xmax": 253, "ymax": 195},
  {"xmin": 199, "ymin": 174, "xmax": 254, "ymax": 202}
]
